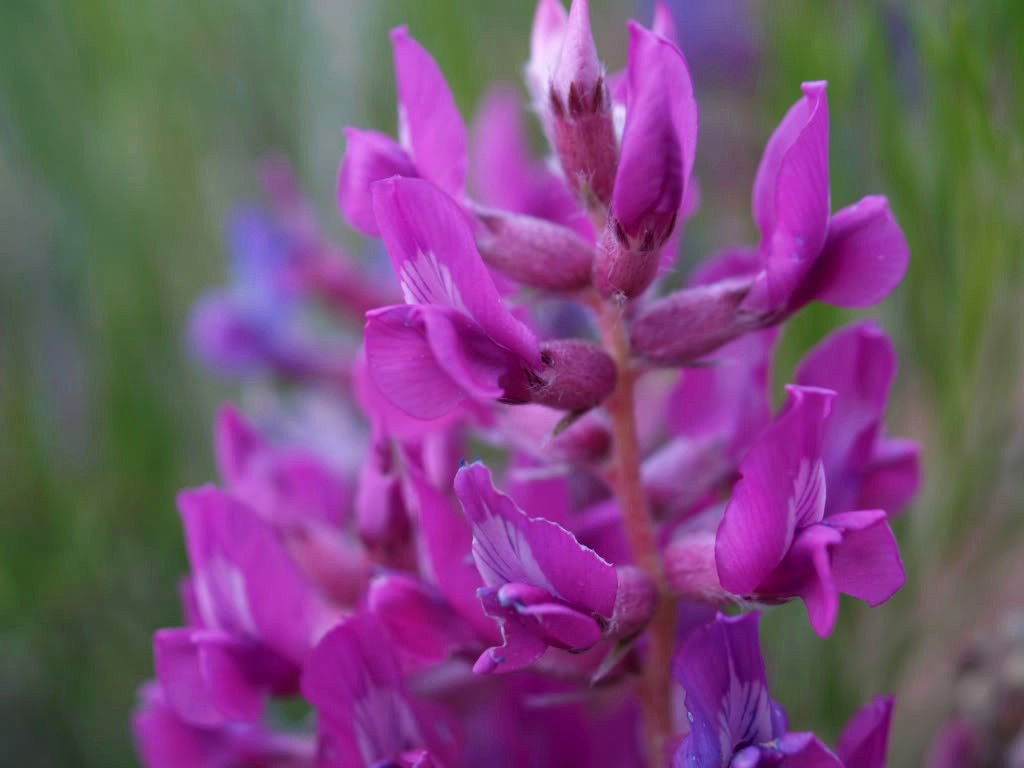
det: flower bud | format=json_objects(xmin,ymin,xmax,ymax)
[
  {"xmin": 528, "ymin": 339, "xmax": 616, "ymax": 411},
  {"xmin": 629, "ymin": 278, "xmax": 754, "ymax": 366},
  {"xmin": 472, "ymin": 205, "xmax": 594, "ymax": 292},
  {"xmin": 663, "ymin": 529, "xmax": 730, "ymax": 603},
  {"xmin": 592, "ymin": 215, "xmax": 667, "ymax": 299},
  {"xmin": 547, "ymin": 0, "xmax": 618, "ymax": 207},
  {"xmin": 608, "ymin": 565, "xmax": 657, "ymax": 637}
]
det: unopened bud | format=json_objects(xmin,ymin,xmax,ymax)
[
  {"xmin": 663, "ymin": 529, "xmax": 730, "ymax": 604},
  {"xmin": 629, "ymin": 278, "xmax": 755, "ymax": 366},
  {"xmin": 548, "ymin": 412, "xmax": 612, "ymax": 464},
  {"xmin": 592, "ymin": 214, "xmax": 670, "ymax": 299},
  {"xmin": 608, "ymin": 565, "xmax": 657, "ymax": 637},
  {"xmin": 548, "ymin": 0, "xmax": 617, "ymax": 207},
  {"xmin": 528, "ymin": 339, "xmax": 616, "ymax": 411},
  {"xmin": 472, "ymin": 205, "xmax": 594, "ymax": 292}
]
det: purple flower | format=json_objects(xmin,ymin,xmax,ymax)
[
  {"xmin": 153, "ymin": 487, "xmax": 333, "ymax": 726},
  {"xmin": 674, "ymin": 613, "xmax": 894, "ymax": 768},
  {"xmin": 338, "ymin": 27, "xmax": 467, "ymax": 236},
  {"xmin": 795, "ymin": 322, "xmax": 920, "ymax": 517},
  {"xmin": 715, "ymin": 386, "xmax": 905, "ymax": 637},
  {"xmin": 594, "ymin": 19, "xmax": 698, "ymax": 298},
  {"xmin": 133, "ymin": 681, "xmax": 315, "ymax": 768},
  {"xmin": 364, "ymin": 177, "xmax": 615, "ymax": 420},
  {"xmin": 301, "ymin": 613, "xmax": 460, "ymax": 768},
  {"xmin": 630, "ymin": 84, "xmax": 910, "ymax": 366},
  {"xmin": 454, "ymin": 461, "xmax": 654, "ymax": 674}
]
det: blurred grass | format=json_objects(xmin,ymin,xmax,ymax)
[{"xmin": 0, "ymin": 1, "xmax": 1021, "ymax": 765}]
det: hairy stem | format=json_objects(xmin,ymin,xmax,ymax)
[{"xmin": 596, "ymin": 298, "xmax": 677, "ymax": 768}]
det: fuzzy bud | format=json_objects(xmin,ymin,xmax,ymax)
[
  {"xmin": 472, "ymin": 205, "xmax": 594, "ymax": 292},
  {"xmin": 528, "ymin": 339, "xmax": 616, "ymax": 411},
  {"xmin": 629, "ymin": 278, "xmax": 754, "ymax": 366},
  {"xmin": 592, "ymin": 214, "xmax": 669, "ymax": 299},
  {"xmin": 608, "ymin": 565, "xmax": 657, "ymax": 637},
  {"xmin": 663, "ymin": 529, "xmax": 730, "ymax": 604},
  {"xmin": 547, "ymin": 0, "xmax": 618, "ymax": 207}
]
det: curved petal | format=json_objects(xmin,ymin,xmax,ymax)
[
  {"xmin": 390, "ymin": 27, "xmax": 467, "ymax": 196},
  {"xmin": 214, "ymin": 404, "xmax": 264, "ymax": 489},
  {"xmin": 612, "ymin": 22, "xmax": 697, "ymax": 241},
  {"xmin": 674, "ymin": 613, "xmax": 776, "ymax": 767},
  {"xmin": 455, "ymin": 461, "xmax": 618, "ymax": 617},
  {"xmin": 371, "ymin": 177, "xmax": 541, "ymax": 368},
  {"xmin": 837, "ymin": 696, "xmax": 894, "ymax": 768},
  {"xmin": 774, "ymin": 732, "xmax": 845, "ymax": 767},
  {"xmin": 338, "ymin": 128, "xmax": 417, "ymax": 236},
  {"xmin": 857, "ymin": 437, "xmax": 921, "ymax": 515},
  {"xmin": 746, "ymin": 82, "xmax": 830, "ymax": 315},
  {"xmin": 825, "ymin": 509, "xmax": 905, "ymax": 606},
  {"xmin": 473, "ymin": 587, "xmax": 548, "ymax": 674},
  {"xmin": 796, "ymin": 196, "xmax": 909, "ymax": 309},
  {"xmin": 715, "ymin": 386, "xmax": 833, "ymax": 596},
  {"xmin": 368, "ymin": 573, "xmax": 477, "ymax": 670},
  {"xmin": 795, "ymin": 321, "xmax": 896, "ymax": 514}
]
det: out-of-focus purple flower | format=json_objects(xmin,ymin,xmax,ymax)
[
  {"xmin": 925, "ymin": 719, "xmax": 977, "ymax": 768},
  {"xmin": 454, "ymin": 461, "xmax": 654, "ymax": 674},
  {"xmin": 594, "ymin": 20, "xmax": 697, "ymax": 298},
  {"xmin": 630, "ymin": 84, "xmax": 910, "ymax": 366},
  {"xmin": 795, "ymin": 322, "xmax": 920, "ymax": 516},
  {"xmin": 364, "ymin": 178, "xmax": 615, "ymax": 420},
  {"xmin": 189, "ymin": 209, "xmax": 352, "ymax": 385},
  {"xmin": 153, "ymin": 487, "xmax": 334, "ymax": 726},
  {"xmin": 471, "ymin": 85, "xmax": 593, "ymax": 240},
  {"xmin": 338, "ymin": 27, "xmax": 467, "ymax": 236},
  {"xmin": 714, "ymin": 386, "xmax": 905, "ymax": 637},
  {"xmin": 133, "ymin": 681, "xmax": 315, "ymax": 768},
  {"xmin": 675, "ymin": 613, "xmax": 894, "ymax": 768},
  {"xmin": 214, "ymin": 405, "xmax": 371, "ymax": 606},
  {"xmin": 301, "ymin": 613, "xmax": 461, "ymax": 768}
]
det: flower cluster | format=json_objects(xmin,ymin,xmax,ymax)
[{"xmin": 135, "ymin": 3, "xmax": 920, "ymax": 767}]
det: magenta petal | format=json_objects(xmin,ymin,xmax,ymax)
[
  {"xmin": 858, "ymin": 437, "xmax": 921, "ymax": 515},
  {"xmin": 514, "ymin": 600, "xmax": 604, "ymax": 650},
  {"xmin": 796, "ymin": 321, "xmax": 896, "ymax": 513},
  {"xmin": 825, "ymin": 509, "xmax": 905, "ymax": 606},
  {"xmin": 178, "ymin": 487, "xmax": 323, "ymax": 663},
  {"xmin": 411, "ymin": 470, "xmax": 498, "ymax": 643},
  {"xmin": 674, "ymin": 613, "xmax": 776, "ymax": 767},
  {"xmin": 786, "ymin": 523, "xmax": 844, "ymax": 638},
  {"xmin": 371, "ymin": 176, "xmax": 541, "ymax": 368},
  {"xmin": 798, "ymin": 196, "xmax": 909, "ymax": 309},
  {"xmin": 836, "ymin": 696, "xmax": 894, "ymax": 768},
  {"xmin": 716, "ymin": 386, "xmax": 833, "ymax": 596},
  {"xmin": 746, "ymin": 82, "xmax": 830, "ymax": 315},
  {"xmin": 301, "ymin": 614, "xmax": 417, "ymax": 767},
  {"xmin": 612, "ymin": 22, "xmax": 697, "ymax": 241},
  {"xmin": 651, "ymin": 1, "xmax": 679, "ymax": 44},
  {"xmin": 368, "ymin": 573, "xmax": 476, "ymax": 670},
  {"xmin": 473, "ymin": 587, "xmax": 548, "ymax": 675},
  {"xmin": 338, "ymin": 128, "xmax": 417, "ymax": 236},
  {"xmin": 390, "ymin": 27, "xmax": 468, "ymax": 197},
  {"xmin": 455, "ymin": 461, "xmax": 618, "ymax": 618},
  {"xmin": 774, "ymin": 732, "xmax": 845, "ymax": 767},
  {"xmin": 525, "ymin": 0, "xmax": 569, "ymax": 125},
  {"xmin": 213, "ymin": 404, "xmax": 263, "ymax": 489},
  {"xmin": 154, "ymin": 629, "xmax": 236, "ymax": 727},
  {"xmin": 364, "ymin": 305, "xmax": 472, "ymax": 420}
]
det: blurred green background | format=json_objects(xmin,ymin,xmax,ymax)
[{"xmin": 1, "ymin": 1, "xmax": 1021, "ymax": 765}]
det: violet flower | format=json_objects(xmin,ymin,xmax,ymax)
[
  {"xmin": 301, "ymin": 613, "xmax": 460, "ymax": 768},
  {"xmin": 364, "ymin": 177, "xmax": 615, "ymax": 420},
  {"xmin": 631, "ymin": 83, "xmax": 910, "ymax": 365},
  {"xmin": 454, "ymin": 461, "xmax": 655, "ymax": 673},
  {"xmin": 674, "ymin": 613, "xmax": 893, "ymax": 768},
  {"xmin": 153, "ymin": 487, "xmax": 333, "ymax": 726},
  {"xmin": 713, "ymin": 386, "xmax": 905, "ymax": 637}
]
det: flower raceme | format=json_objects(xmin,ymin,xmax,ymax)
[{"xmin": 142, "ymin": 2, "xmax": 921, "ymax": 767}]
